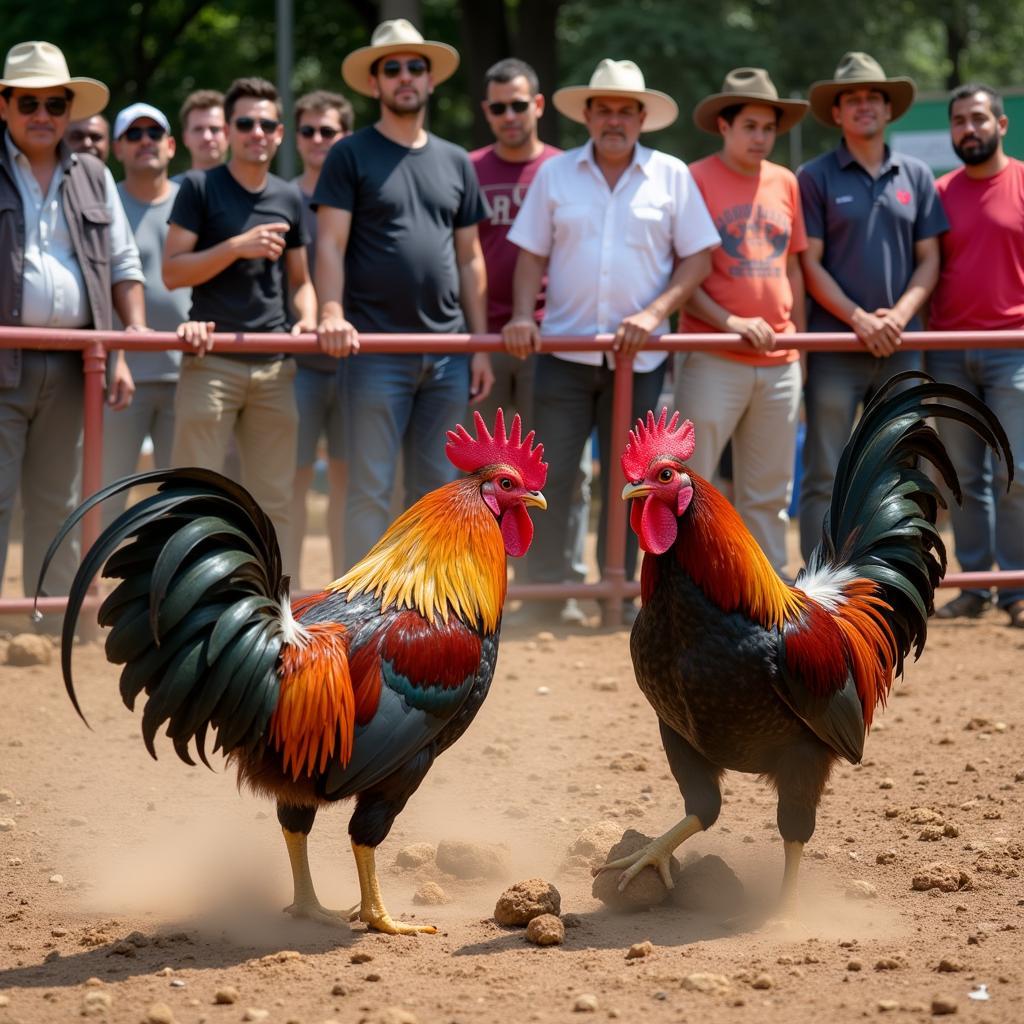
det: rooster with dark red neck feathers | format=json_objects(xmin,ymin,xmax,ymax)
[
  {"xmin": 40, "ymin": 410, "xmax": 546, "ymax": 935},
  {"xmin": 604, "ymin": 373, "xmax": 1012, "ymax": 905}
]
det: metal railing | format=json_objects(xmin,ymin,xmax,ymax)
[{"xmin": 2, "ymin": 325, "xmax": 1022, "ymax": 628}]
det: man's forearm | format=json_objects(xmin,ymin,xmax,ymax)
[
  {"xmin": 788, "ymin": 262, "xmax": 807, "ymax": 334},
  {"xmin": 685, "ymin": 286, "xmax": 732, "ymax": 332},
  {"xmin": 164, "ymin": 238, "xmax": 240, "ymax": 289},
  {"xmin": 891, "ymin": 254, "xmax": 940, "ymax": 327},
  {"xmin": 510, "ymin": 251, "xmax": 547, "ymax": 320},
  {"xmin": 315, "ymin": 242, "xmax": 346, "ymax": 318},
  {"xmin": 801, "ymin": 255, "xmax": 859, "ymax": 325},
  {"xmin": 459, "ymin": 253, "xmax": 487, "ymax": 334},
  {"xmin": 292, "ymin": 281, "xmax": 318, "ymax": 327},
  {"xmin": 112, "ymin": 280, "xmax": 146, "ymax": 328}
]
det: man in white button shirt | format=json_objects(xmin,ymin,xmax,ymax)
[
  {"xmin": 504, "ymin": 59, "xmax": 718, "ymax": 620},
  {"xmin": 0, "ymin": 41, "xmax": 145, "ymax": 614}
]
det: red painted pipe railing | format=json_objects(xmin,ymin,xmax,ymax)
[{"xmin": 2, "ymin": 326, "xmax": 1022, "ymax": 630}]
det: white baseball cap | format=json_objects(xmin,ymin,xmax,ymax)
[{"xmin": 113, "ymin": 101, "xmax": 170, "ymax": 140}]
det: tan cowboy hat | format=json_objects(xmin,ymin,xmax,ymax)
[
  {"xmin": 693, "ymin": 68, "xmax": 808, "ymax": 135},
  {"xmin": 0, "ymin": 41, "xmax": 108, "ymax": 120},
  {"xmin": 553, "ymin": 59, "xmax": 678, "ymax": 132},
  {"xmin": 808, "ymin": 52, "xmax": 915, "ymax": 126},
  {"xmin": 341, "ymin": 19, "xmax": 459, "ymax": 98}
]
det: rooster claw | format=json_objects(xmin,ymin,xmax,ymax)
[
  {"xmin": 595, "ymin": 847, "xmax": 676, "ymax": 892},
  {"xmin": 283, "ymin": 900, "xmax": 357, "ymax": 928}
]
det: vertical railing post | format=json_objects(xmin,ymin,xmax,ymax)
[
  {"xmin": 80, "ymin": 341, "xmax": 106, "ymax": 556},
  {"xmin": 601, "ymin": 353, "xmax": 635, "ymax": 627}
]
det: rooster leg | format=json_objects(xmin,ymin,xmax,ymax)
[
  {"xmin": 780, "ymin": 840, "xmax": 804, "ymax": 907},
  {"xmin": 281, "ymin": 829, "xmax": 354, "ymax": 925},
  {"xmin": 351, "ymin": 842, "xmax": 437, "ymax": 935},
  {"xmin": 597, "ymin": 814, "xmax": 705, "ymax": 892}
]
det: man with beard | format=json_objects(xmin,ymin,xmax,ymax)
[
  {"xmin": 796, "ymin": 52, "xmax": 947, "ymax": 563},
  {"xmin": 925, "ymin": 84, "xmax": 1024, "ymax": 627},
  {"xmin": 504, "ymin": 59, "xmax": 718, "ymax": 624},
  {"xmin": 314, "ymin": 19, "xmax": 492, "ymax": 567},
  {"xmin": 66, "ymin": 113, "xmax": 109, "ymax": 163}
]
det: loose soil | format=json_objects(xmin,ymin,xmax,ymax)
[{"xmin": 1, "ymin": 529, "xmax": 1022, "ymax": 1024}]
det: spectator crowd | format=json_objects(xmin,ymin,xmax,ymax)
[{"xmin": 0, "ymin": 24, "xmax": 1021, "ymax": 631}]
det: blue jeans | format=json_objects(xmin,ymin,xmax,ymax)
[
  {"xmin": 527, "ymin": 355, "xmax": 666, "ymax": 584},
  {"xmin": 344, "ymin": 352, "xmax": 469, "ymax": 566},
  {"xmin": 925, "ymin": 348, "xmax": 1024, "ymax": 608},
  {"xmin": 799, "ymin": 348, "xmax": 922, "ymax": 562}
]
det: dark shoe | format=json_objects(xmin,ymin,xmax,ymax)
[
  {"xmin": 935, "ymin": 592, "xmax": 991, "ymax": 619},
  {"xmin": 559, "ymin": 598, "xmax": 587, "ymax": 625},
  {"xmin": 1006, "ymin": 599, "xmax": 1024, "ymax": 629}
]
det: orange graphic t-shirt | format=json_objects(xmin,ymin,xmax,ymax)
[{"xmin": 683, "ymin": 154, "xmax": 807, "ymax": 365}]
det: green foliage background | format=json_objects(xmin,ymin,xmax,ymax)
[{"xmin": 2, "ymin": 0, "xmax": 1023, "ymax": 172}]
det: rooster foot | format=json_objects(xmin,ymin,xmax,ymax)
[
  {"xmin": 357, "ymin": 906, "xmax": 438, "ymax": 936},
  {"xmin": 283, "ymin": 899, "xmax": 357, "ymax": 928},
  {"xmin": 592, "ymin": 813, "xmax": 704, "ymax": 892}
]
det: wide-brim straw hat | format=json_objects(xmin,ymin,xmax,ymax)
[
  {"xmin": 342, "ymin": 19, "xmax": 459, "ymax": 98},
  {"xmin": 808, "ymin": 51, "xmax": 915, "ymax": 126},
  {"xmin": 693, "ymin": 67, "xmax": 808, "ymax": 135},
  {"xmin": 553, "ymin": 59, "xmax": 678, "ymax": 132},
  {"xmin": 0, "ymin": 41, "xmax": 108, "ymax": 120}
]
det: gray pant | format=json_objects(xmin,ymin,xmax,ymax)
[
  {"xmin": 102, "ymin": 380, "xmax": 176, "ymax": 525},
  {"xmin": 0, "ymin": 351, "xmax": 83, "ymax": 596}
]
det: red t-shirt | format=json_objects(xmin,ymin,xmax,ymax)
[
  {"xmin": 930, "ymin": 158, "xmax": 1024, "ymax": 331},
  {"xmin": 682, "ymin": 155, "xmax": 807, "ymax": 365},
  {"xmin": 470, "ymin": 143, "xmax": 561, "ymax": 332}
]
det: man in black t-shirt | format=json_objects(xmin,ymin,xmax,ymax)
[
  {"xmin": 163, "ymin": 76, "xmax": 317, "ymax": 566},
  {"xmin": 315, "ymin": 19, "xmax": 493, "ymax": 567}
]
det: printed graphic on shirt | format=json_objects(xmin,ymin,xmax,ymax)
[
  {"xmin": 480, "ymin": 182, "xmax": 531, "ymax": 227},
  {"xmin": 715, "ymin": 202, "xmax": 791, "ymax": 278}
]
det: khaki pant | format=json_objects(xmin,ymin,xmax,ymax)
[{"xmin": 172, "ymin": 354, "xmax": 298, "ymax": 565}]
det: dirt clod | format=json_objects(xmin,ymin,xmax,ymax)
[
  {"xmin": 413, "ymin": 881, "xmax": 448, "ymax": 905},
  {"xmin": 6, "ymin": 633, "xmax": 51, "ymax": 666},
  {"xmin": 435, "ymin": 839, "xmax": 508, "ymax": 879},
  {"xmin": 494, "ymin": 878, "xmax": 561, "ymax": 925},
  {"xmin": 911, "ymin": 862, "xmax": 973, "ymax": 893},
  {"xmin": 213, "ymin": 987, "xmax": 239, "ymax": 1005},
  {"xmin": 394, "ymin": 842, "xmax": 436, "ymax": 869},
  {"xmin": 525, "ymin": 913, "xmax": 565, "ymax": 946},
  {"xmin": 592, "ymin": 830, "xmax": 680, "ymax": 911},
  {"xmin": 625, "ymin": 941, "xmax": 653, "ymax": 960},
  {"xmin": 931, "ymin": 996, "xmax": 958, "ymax": 1015}
]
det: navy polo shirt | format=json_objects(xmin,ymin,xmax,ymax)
[{"xmin": 798, "ymin": 140, "xmax": 948, "ymax": 332}]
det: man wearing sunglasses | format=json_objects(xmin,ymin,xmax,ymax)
[
  {"xmin": 316, "ymin": 19, "xmax": 493, "ymax": 567},
  {"xmin": 0, "ymin": 41, "xmax": 145, "ymax": 616},
  {"xmin": 288, "ymin": 89, "xmax": 354, "ymax": 584},
  {"xmin": 103, "ymin": 103, "xmax": 190, "ymax": 522},
  {"xmin": 164, "ymin": 76, "xmax": 316, "ymax": 570},
  {"xmin": 66, "ymin": 113, "xmax": 109, "ymax": 163}
]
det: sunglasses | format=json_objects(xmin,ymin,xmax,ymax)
[
  {"xmin": 234, "ymin": 116, "xmax": 280, "ymax": 134},
  {"xmin": 122, "ymin": 125, "xmax": 166, "ymax": 143},
  {"xmin": 487, "ymin": 100, "xmax": 531, "ymax": 116},
  {"xmin": 297, "ymin": 124, "xmax": 340, "ymax": 140},
  {"xmin": 68, "ymin": 130, "xmax": 106, "ymax": 144},
  {"xmin": 16, "ymin": 95, "xmax": 69, "ymax": 117},
  {"xmin": 380, "ymin": 58, "xmax": 429, "ymax": 79}
]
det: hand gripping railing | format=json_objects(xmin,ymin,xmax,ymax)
[{"xmin": 2, "ymin": 325, "xmax": 1022, "ymax": 628}]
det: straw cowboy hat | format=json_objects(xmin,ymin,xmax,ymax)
[
  {"xmin": 693, "ymin": 68, "xmax": 808, "ymax": 135},
  {"xmin": 341, "ymin": 19, "xmax": 459, "ymax": 97},
  {"xmin": 0, "ymin": 41, "xmax": 108, "ymax": 120},
  {"xmin": 553, "ymin": 59, "xmax": 678, "ymax": 132},
  {"xmin": 808, "ymin": 51, "xmax": 915, "ymax": 127}
]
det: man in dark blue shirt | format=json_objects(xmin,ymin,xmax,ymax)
[
  {"xmin": 797, "ymin": 52, "xmax": 947, "ymax": 561},
  {"xmin": 314, "ymin": 19, "xmax": 492, "ymax": 566}
]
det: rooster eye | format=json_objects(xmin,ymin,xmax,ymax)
[
  {"xmin": 499, "ymin": 477, "xmax": 513, "ymax": 490},
  {"xmin": 658, "ymin": 468, "xmax": 674, "ymax": 483}
]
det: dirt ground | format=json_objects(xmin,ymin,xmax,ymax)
[{"xmin": 1, "ymin": 522, "xmax": 1022, "ymax": 1024}]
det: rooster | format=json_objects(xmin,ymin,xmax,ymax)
[
  {"xmin": 604, "ymin": 373, "xmax": 1012, "ymax": 904},
  {"xmin": 39, "ymin": 410, "xmax": 546, "ymax": 935}
]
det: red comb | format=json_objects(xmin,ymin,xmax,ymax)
[
  {"xmin": 446, "ymin": 408, "xmax": 547, "ymax": 490},
  {"xmin": 621, "ymin": 408, "xmax": 696, "ymax": 480}
]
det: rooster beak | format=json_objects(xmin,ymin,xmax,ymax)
[
  {"xmin": 522, "ymin": 490, "xmax": 547, "ymax": 510},
  {"xmin": 621, "ymin": 482, "xmax": 651, "ymax": 501}
]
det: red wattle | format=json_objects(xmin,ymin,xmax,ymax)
[
  {"xmin": 500, "ymin": 503, "xmax": 534, "ymax": 557},
  {"xmin": 639, "ymin": 495, "xmax": 678, "ymax": 554}
]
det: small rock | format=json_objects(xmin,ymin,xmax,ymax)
[
  {"xmin": 847, "ymin": 959, "xmax": 864, "ymax": 972},
  {"xmin": 365, "ymin": 972, "xmax": 382, "ymax": 982},
  {"xmin": 435, "ymin": 839, "xmax": 508, "ymax": 879},
  {"xmin": 573, "ymin": 993, "xmax": 598, "ymax": 1012},
  {"xmin": 482, "ymin": 742, "xmax": 512, "ymax": 759},
  {"xmin": 536, "ymin": 631, "xmax": 555, "ymax": 643},
  {"xmin": 879, "ymin": 779, "xmax": 894, "ymax": 789},
  {"xmin": 877, "ymin": 999, "xmax": 899, "ymax": 1012},
  {"xmin": 591, "ymin": 830, "xmax": 680, "ymax": 911},
  {"xmin": 0, "ymin": 994, "xmax": 7, "ymax": 1008},
  {"xmin": 51, "ymin": 927, "xmax": 68, "ymax": 937},
  {"xmin": 682, "ymin": 972, "xmax": 731, "ymax": 995},
  {"xmin": 6, "ymin": 632, "xmax": 51, "ymax": 665},
  {"xmin": 672, "ymin": 854, "xmax": 744, "ymax": 914},
  {"xmin": 937, "ymin": 958, "xmax": 964, "ymax": 973},
  {"xmin": 535, "ymin": 685, "xmax": 550, "ymax": 696},
  {"xmin": 330, "ymin": 983, "xmax": 347, "ymax": 996},
  {"xmin": 608, "ymin": 751, "xmax": 648, "ymax": 772},
  {"xmin": 80, "ymin": 990, "xmax": 113, "ymax": 1016},
  {"xmin": 919, "ymin": 825, "xmax": 944, "ymax": 841},
  {"xmin": 373, "ymin": 1010, "xmax": 418, "ymax": 1024},
  {"xmin": 494, "ymin": 878, "xmax": 561, "ymax": 925},
  {"xmin": 413, "ymin": 881, "xmax": 448, "ymax": 906},
  {"xmin": 751, "ymin": 973, "xmax": 774, "ymax": 990},
  {"xmin": 931, "ymin": 996, "xmax": 958, "ymax": 1015},
  {"xmin": 525, "ymin": 913, "xmax": 565, "ymax": 946},
  {"xmin": 242, "ymin": 1010, "xmax": 270, "ymax": 1022},
  {"xmin": 145, "ymin": 1003, "xmax": 176, "ymax": 1024},
  {"xmin": 625, "ymin": 941, "xmax": 653, "ymax": 960},
  {"xmin": 394, "ymin": 843, "xmax": 436, "ymax": 869},
  {"xmin": 876, "ymin": 850, "xmax": 898, "ymax": 865},
  {"xmin": 0, "ymin": 788, "xmax": 13, "ymax": 801},
  {"xmin": 0, "ymin": 819, "xmax": 15, "ymax": 833},
  {"xmin": 213, "ymin": 987, "xmax": 239, "ymax": 1005},
  {"xmin": 846, "ymin": 880, "xmax": 878, "ymax": 900},
  {"xmin": 49, "ymin": 873, "xmax": 63, "ymax": 885},
  {"xmin": 875, "ymin": 957, "xmax": 902, "ymax": 970},
  {"xmin": 911, "ymin": 862, "xmax": 973, "ymax": 893},
  {"xmin": 350, "ymin": 951, "xmax": 373, "ymax": 964}
]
